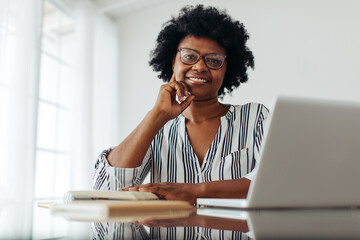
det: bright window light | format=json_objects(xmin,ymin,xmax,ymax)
[{"xmin": 34, "ymin": 0, "xmax": 76, "ymax": 200}]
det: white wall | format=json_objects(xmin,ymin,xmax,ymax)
[
  {"xmin": 92, "ymin": 9, "xmax": 121, "ymax": 156},
  {"xmin": 116, "ymin": 0, "xmax": 360, "ymax": 141}
]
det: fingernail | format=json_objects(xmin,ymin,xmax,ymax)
[{"xmin": 186, "ymin": 91, "xmax": 191, "ymax": 96}]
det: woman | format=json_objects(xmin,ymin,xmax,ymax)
[{"xmin": 93, "ymin": 5, "xmax": 269, "ymax": 204}]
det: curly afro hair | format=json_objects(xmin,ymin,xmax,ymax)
[{"xmin": 149, "ymin": 5, "xmax": 254, "ymax": 97}]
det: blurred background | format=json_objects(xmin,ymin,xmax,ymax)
[{"xmin": 1, "ymin": 0, "xmax": 360, "ymax": 203}]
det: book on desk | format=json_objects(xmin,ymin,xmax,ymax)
[{"xmin": 41, "ymin": 190, "xmax": 194, "ymax": 221}]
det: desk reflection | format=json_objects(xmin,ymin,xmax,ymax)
[
  {"xmin": 91, "ymin": 212, "xmax": 251, "ymax": 240},
  {"xmin": 90, "ymin": 208, "xmax": 360, "ymax": 240},
  {"xmin": 3, "ymin": 201, "xmax": 360, "ymax": 239}
]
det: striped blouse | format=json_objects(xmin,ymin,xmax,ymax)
[{"xmin": 93, "ymin": 103, "xmax": 269, "ymax": 190}]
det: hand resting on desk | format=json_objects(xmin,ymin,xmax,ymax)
[{"xmin": 122, "ymin": 178, "xmax": 251, "ymax": 205}]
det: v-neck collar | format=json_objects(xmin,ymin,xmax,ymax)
[{"xmin": 178, "ymin": 105, "xmax": 235, "ymax": 170}]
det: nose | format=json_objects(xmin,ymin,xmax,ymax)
[{"xmin": 192, "ymin": 57, "xmax": 208, "ymax": 72}]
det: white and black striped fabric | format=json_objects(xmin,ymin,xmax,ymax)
[
  {"xmin": 93, "ymin": 103, "xmax": 269, "ymax": 190},
  {"xmin": 91, "ymin": 222, "xmax": 253, "ymax": 240}
]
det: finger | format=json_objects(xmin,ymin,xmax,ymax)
[
  {"xmin": 136, "ymin": 183, "xmax": 156, "ymax": 192},
  {"xmin": 138, "ymin": 185, "xmax": 170, "ymax": 200},
  {"xmin": 179, "ymin": 81, "xmax": 191, "ymax": 97},
  {"xmin": 168, "ymin": 81, "xmax": 185, "ymax": 100},
  {"xmin": 175, "ymin": 81, "xmax": 185, "ymax": 99},
  {"xmin": 173, "ymin": 75, "xmax": 190, "ymax": 99},
  {"xmin": 130, "ymin": 182, "xmax": 156, "ymax": 191},
  {"xmin": 138, "ymin": 185, "xmax": 166, "ymax": 199},
  {"xmin": 138, "ymin": 185, "xmax": 160, "ymax": 192},
  {"xmin": 179, "ymin": 95, "xmax": 195, "ymax": 110},
  {"xmin": 127, "ymin": 186, "xmax": 140, "ymax": 191},
  {"xmin": 169, "ymin": 74, "xmax": 176, "ymax": 83}
]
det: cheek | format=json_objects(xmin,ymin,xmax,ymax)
[
  {"xmin": 213, "ymin": 69, "xmax": 226, "ymax": 85},
  {"xmin": 217, "ymin": 67, "xmax": 227, "ymax": 85},
  {"xmin": 173, "ymin": 62, "xmax": 187, "ymax": 81}
]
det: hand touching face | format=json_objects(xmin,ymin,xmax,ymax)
[{"xmin": 152, "ymin": 74, "xmax": 195, "ymax": 121}]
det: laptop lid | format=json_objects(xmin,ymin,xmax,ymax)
[{"xmin": 198, "ymin": 96, "xmax": 360, "ymax": 209}]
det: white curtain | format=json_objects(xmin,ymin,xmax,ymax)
[
  {"xmin": 72, "ymin": 0, "xmax": 121, "ymax": 190},
  {"xmin": 0, "ymin": 0, "xmax": 120, "ymax": 200},
  {"xmin": 0, "ymin": 0, "xmax": 42, "ymax": 203},
  {"xmin": 0, "ymin": 0, "xmax": 41, "ymax": 237}
]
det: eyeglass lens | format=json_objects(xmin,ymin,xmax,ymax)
[{"xmin": 179, "ymin": 48, "xmax": 225, "ymax": 69}]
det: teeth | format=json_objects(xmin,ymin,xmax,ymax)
[{"xmin": 188, "ymin": 77, "xmax": 207, "ymax": 82}]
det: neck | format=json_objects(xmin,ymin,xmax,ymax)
[{"xmin": 183, "ymin": 97, "xmax": 227, "ymax": 123}]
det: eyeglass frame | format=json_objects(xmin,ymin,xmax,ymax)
[{"xmin": 177, "ymin": 48, "xmax": 227, "ymax": 70}]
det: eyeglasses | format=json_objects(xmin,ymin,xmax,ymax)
[{"xmin": 177, "ymin": 48, "xmax": 227, "ymax": 70}]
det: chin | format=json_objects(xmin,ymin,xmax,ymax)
[{"xmin": 191, "ymin": 94, "xmax": 218, "ymax": 102}]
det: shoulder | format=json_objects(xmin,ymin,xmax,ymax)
[
  {"xmin": 227, "ymin": 103, "xmax": 270, "ymax": 133},
  {"xmin": 228, "ymin": 103, "xmax": 270, "ymax": 136},
  {"xmin": 163, "ymin": 115, "xmax": 182, "ymax": 130},
  {"xmin": 231, "ymin": 103, "xmax": 270, "ymax": 119},
  {"xmin": 154, "ymin": 115, "xmax": 182, "ymax": 139}
]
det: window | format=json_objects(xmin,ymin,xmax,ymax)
[
  {"xmin": 1, "ymin": 0, "xmax": 119, "ymax": 236},
  {"xmin": 0, "ymin": 0, "xmax": 17, "ymax": 191},
  {"xmin": 34, "ymin": 0, "xmax": 76, "ymax": 199}
]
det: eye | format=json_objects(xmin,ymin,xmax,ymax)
[
  {"xmin": 184, "ymin": 54, "xmax": 196, "ymax": 61},
  {"xmin": 207, "ymin": 58, "xmax": 221, "ymax": 64},
  {"xmin": 206, "ymin": 57, "xmax": 222, "ymax": 67}
]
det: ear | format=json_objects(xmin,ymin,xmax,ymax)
[{"xmin": 172, "ymin": 59, "xmax": 175, "ymax": 70}]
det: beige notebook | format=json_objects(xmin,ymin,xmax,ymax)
[
  {"xmin": 51, "ymin": 200, "xmax": 194, "ymax": 220},
  {"xmin": 64, "ymin": 190, "xmax": 158, "ymax": 202},
  {"xmin": 51, "ymin": 200, "xmax": 194, "ymax": 221}
]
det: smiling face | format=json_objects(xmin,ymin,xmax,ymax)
[{"xmin": 172, "ymin": 36, "xmax": 227, "ymax": 101}]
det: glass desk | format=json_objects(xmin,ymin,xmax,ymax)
[{"xmin": 1, "ymin": 200, "xmax": 360, "ymax": 239}]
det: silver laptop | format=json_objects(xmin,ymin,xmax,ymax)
[{"xmin": 197, "ymin": 96, "xmax": 360, "ymax": 209}]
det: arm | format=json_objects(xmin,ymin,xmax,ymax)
[
  {"xmin": 197, "ymin": 178, "xmax": 251, "ymax": 199},
  {"xmin": 107, "ymin": 110, "xmax": 168, "ymax": 168},
  {"xmin": 123, "ymin": 178, "xmax": 251, "ymax": 205},
  {"xmin": 107, "ymin": 75, "xmax": 194, "ymax": 168}
]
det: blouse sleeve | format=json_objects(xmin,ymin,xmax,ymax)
[
  {"xmin": 244, "ymin": 104, "xmax": 270, "ymax": 181},
  {"xmin": 92, "ymin": 147, "xmax": 152, "ymax": 191}
]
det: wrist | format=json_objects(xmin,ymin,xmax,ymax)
[
  {"xmin": 148, "ymin": 108, "xmax": 171, "ymax": 125},
  {"xmin": 195, "ymin": 182, "xmax": 207, "ymax": 199}
]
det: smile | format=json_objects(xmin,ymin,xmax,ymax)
[
  {"xmin": 188, "ymin": 77, "xmax": 207, "ymax": 82},
  {"xmin": 186, "ymin": 77, "xmax": 209, "ymax": 84}
]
